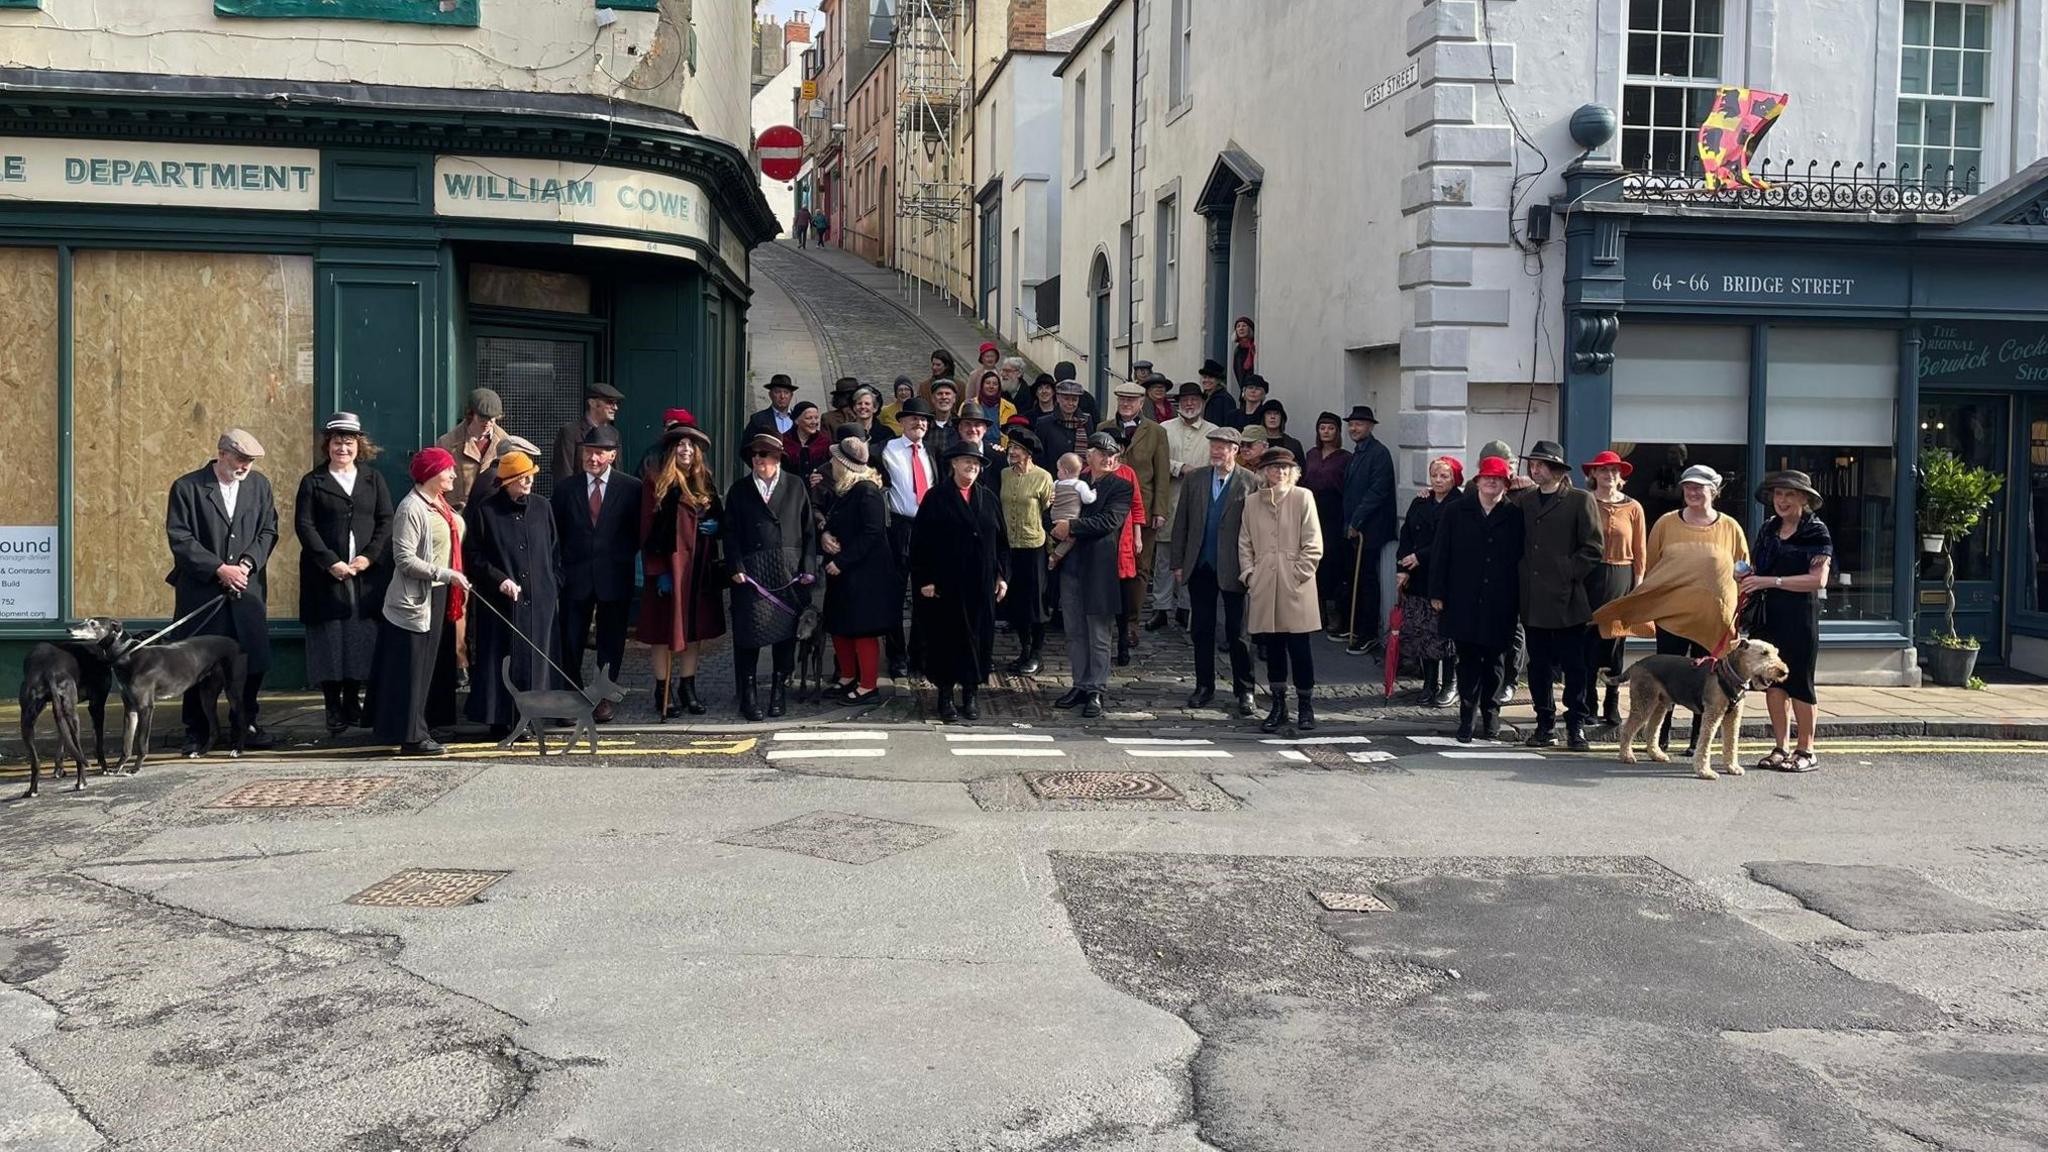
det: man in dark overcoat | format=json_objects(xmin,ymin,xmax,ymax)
[
  {"xmin": 953, "ymin": 402, "xmax": 1006, "ymax": 496},
  {"xmin": 1032, "ymin": 381, "xmax": 1093, "ymax": 473},
  {"xmin": 1513, "ymin": 440, "xmax": 1605, "ymax": 750},
  {"xmin": 1341, "ymin": 405, "xmax": 1397, "ymax": 656},
  {"xmin": 165, "ymin": 428, "xmax": 279, "ymax": 752},
  {"xmin": 464, "ymin": 450, "xmax": 562, "ymax": 739},
  {"xmin": 551, "ymin": 424, "xmax": 643, "ymax": 721},
  {"xmin": 550, "ymin": 381, "xmax": 625, "ymax": 482},
  {"xmin": 723, "ymin": 433, "xmax": 819, "ymax": 720},
  {"xmin": 911, "ymin": 441, "xmax": 1011, "ymax": 721},
  {"xmin": 1050, "ymin": 433, "xmax": 1134, "ymax": 718}
]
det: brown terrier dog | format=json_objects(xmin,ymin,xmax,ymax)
[{"xmin": 1616, "ymin": 639, "xmax": 1790, "ymax": 780}]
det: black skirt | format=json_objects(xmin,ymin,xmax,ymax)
[
  {"xmin": 1006, "ymin": 545, "xmax": 1047, "ymax": 629},
  {"xmin": 371, "ymin": 589, "xmax": 449, "ymax": 745},
  {"xmin": 1589, "ymin": 565, "xmax": 1636, "ymax": 674},
  {"xmin": 1755, "ymin": 589, "xmax": 1820, "ymax": 704}
]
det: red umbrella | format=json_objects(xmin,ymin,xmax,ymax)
[{"xmin": 1383, "ymin": 601, "xmax": 1404, "ymax": 699}]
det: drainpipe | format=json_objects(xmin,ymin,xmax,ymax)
[{"xmin": 1126, "ymin": 0, "xmax": 1139, "ymax": 383}]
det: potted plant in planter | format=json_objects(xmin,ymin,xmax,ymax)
[{"xmin": 1918, "ymin": 446, "xmax": 2004, "ymax": 686}]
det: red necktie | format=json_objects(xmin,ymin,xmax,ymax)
[
  {"xmin": 910, "ymin": 445, "xmax": 929, "ymax": 502},
  {"xmin": 589, "ymin": 478, "xmax": 603, "ymax": 525}
]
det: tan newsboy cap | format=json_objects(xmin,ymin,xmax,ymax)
[{"xmin": 217, "ymin": 428, "xmax": 266, "ymax": 458}]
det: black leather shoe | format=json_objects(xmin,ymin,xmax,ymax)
[
  {"xmin": 1080, "ymin": 691, "xmax": 1104, "ymax": 719},
  {"xmin": 1479, "ymin": 710, "xmax": 1501, "ymax": 740},
  {"xmin": 1456, "ymin": 707, "xmax": 1475, "ymax": 743},
  {"xmin": 242, "ymin": 726, "xmax": 275, "ymax": 750},
  {"xmin": 1526, "ymin": 725, "xmax": 1558, "ymax": 749},
  {"xmin": 737, "ymin": 676, "xmax": 763, "ymax": 722},
  {"xmin": 1054, "ymin": 687, "xmax": 1086, "ymax": 709},
  {"xmin": 1235, "ymin": 690, "xmax": 1258, "ymax": 719},
  {"xmin": 1144, "ymin": 610, "xmax": 1169, "ymax": 632},
  {"xmin": 1430, "ymin": 681, "xmax": 1458, "ymax": 709},
  {"xmin": 679, "ymin": 676, "xmax": 706, "ymax": 715},
  {"xmin": 401, "ymin": 739, "xmax": 446, "ymax": 757},
  {"xmin": 1185, "ymin": 686, "xmax": 1216, "ymax": 709},
  {"xmin": 959, "ymin": 691, "xmax": 979, "ymax": 721},
  {"xmin": 1017, "ymin": 654, "xmax": 1043, "ymax": 675},
  {"xmin": 936, "ymin": 692, "xmax": 957, "ymax": 722},
  {"xmin": 1566, "ymin": 722, "xmax": 1592, "ymax": 752}
]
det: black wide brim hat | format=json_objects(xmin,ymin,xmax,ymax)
[
  {"xmin": 1755, "ymin": 470, "xmax": 1823, "ymax": 509},
  {"xmin": 1522, "ymin": 440, "xmax": 1568, "ymax": 467},
  {"xmin": 743, "ymin": 432, "xmax": 786, "ymax": 457},
  {"xmin": 942, "ymin": 441, "xmax": 990, "ymax": 465},
  {"xmin": 1005, "ymin": 425, "xmax": 1043, "ymax": 454}
]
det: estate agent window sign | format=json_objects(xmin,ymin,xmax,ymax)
[{"xmin": 215, "ymin": 0, "xmax": 481, "ymax": 25}]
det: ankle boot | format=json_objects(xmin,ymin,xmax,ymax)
[
  {"xmin": 1457, "ymin": 703, "xmax": 1476, "ymax": 743},
  {"xmin": 679, "ymin": 675, "xmax": 706, "ymax": 715},
  {"xmin": 768, "ymin": 673, "xmax": 789, "ymax": 718},
  {"xmin": 935, "ymin": 686, "xmax": 957, "ymax": 721},
  {"xmin": 959, "ymin": 688, "xmax": 979, "ymax": 721},
  {"xmin": 1430, "ymin": 661, "xmax": 1458, "ymax": 708},
  {"xmin": 1259, "ymin": 685, "xmax": 1291, "ymax": 733},
  {"xmin": 1295, "ymin": 689, "xmax": 1317, "ymax": 731},
  {"xmin": 737, "ymin": 674, "xmax": 762, "ymax": 722},
  {"xmin": 321, "ymin": 683, "xmax": 346, "ymax": 737},
  {"xmin": 1115, "ymin": 630, "xmax": 1132, "ymax": 667},
  {"xmin": 653, "ymin": 678, "xmax": 671, "ymax": 721},
  {"xmin": 1602, "ymin": 682, "xmax": 1622, "ymax": 727},
  {"xmin": 1018, "ymin": 637, "xmax": 1043, "ymax": 676},
  {"xmin": 341, "ymin": 680, "xmax": 365, "ymax": 727},
  {"xmin": 1421, "ymin": 660, "xmax": 1439, "ymax": 700},
  {"xmin": 1480, "ymin": 708, "xmax": 1501, "ymax": 740}
]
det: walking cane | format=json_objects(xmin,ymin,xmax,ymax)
[{"xmin": 1346, "ymin": 534, "xmax": 1367, "ymax": 644}]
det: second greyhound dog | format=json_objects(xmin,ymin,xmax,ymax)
[{"xmin": 112, "ymin": 634, "xmax": 248, "ymax": 774}]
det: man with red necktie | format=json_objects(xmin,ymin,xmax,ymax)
[{"xmin": 879, "ymin": 397, "xmax": 942, "ymax": 680}]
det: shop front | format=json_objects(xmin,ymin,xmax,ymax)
[
  {"xmin": 1558, "ymin": 159, "xmax": 2048, "ymax": 685},
  {"xmin": 0, "ymin": 73, "xmax": 775, "ymax": 688}
]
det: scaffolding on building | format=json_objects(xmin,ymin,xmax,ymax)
[{"xmin": 893, "ymin": 0, "xmax": 971, "ymax": 313}]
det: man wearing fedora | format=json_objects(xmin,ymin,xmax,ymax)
[
  {"xmin": 165, "ymin": 428, "xmax": 279, "ymax": 752},
  {"xmin": 551, "ymin": 380, "xmax": 626, "ymax": 482},
  {"xmin": 1340, "ymin": 405, "xmax": 1396, "ymax": 656},
  {"xmin": 954, "ymin": 402, "xmax": 1006, "ymax": 493},
  {"xmin": 744, "ymin": 374, "xmax": 801, "ymax": 441},
  {"xmin": 552, "ymin": 423, "xmax": 643, "ymax": 720},
  {"xmin": 880, "ymin": 396, "xmax": 943, "ymax": 679},
  {"xmin": 1513, "ymin": 440, "xmax": 1605, "ymax": 750}
]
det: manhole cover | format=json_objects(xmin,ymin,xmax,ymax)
[
  {"xmin": 1026, "ymin": 771, "xmax": 1182, "ymax": 801},
  {"xmin": 347, "ymin": 868, "xmax": 508, "ymax": 908},
  {"xmin": 1313, "ymin": 889, "xmax": 1392, "ymax": 913},
  {"xmin": 207, "ymin": 777, "xmax": 400, "ymax": 809},
  {"xmin": 717, "ymin": 810, "xmax": 952, "ymax": 865}
]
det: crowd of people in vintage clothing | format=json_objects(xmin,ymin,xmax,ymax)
[{"xmin": 152, "ymin": 341, "xmax": 1834, "ymax": 768}]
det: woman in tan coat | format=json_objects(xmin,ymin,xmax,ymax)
[{"xmin": 1239, "ymin": 446, "xmax": 1326, "ymax": 733}]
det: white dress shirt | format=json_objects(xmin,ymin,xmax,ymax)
[
  {"xmin": 880, "ymin": 436, "xmax": 930, "ymax": 518},
  {"xmin": 218, "ymin": 478, "xmax": 240, "ymax": 519}
]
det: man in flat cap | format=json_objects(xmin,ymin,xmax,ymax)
[
  {"xmin": 165, "ymin": 428, "xmax": 279, "ymax": 753},
  {"xmin": 1169, "ymin": 425, "xmax": 1259, "ymax": 718},
  {"xmin": 1049, "ymin": 433, "xmax": 1135, "ymax": 718},
  {"xmin": 1032, "ymin": 380, "xmax": 1093, "ymax": 474},
  {"xmin": 551, "ymin": 381, "xmax": 625, "ymax": 483},
  {"xmin": 436, "ymin": 388, "xmax": 510, "ymax": 515},
  {"xmin": 551, "ymin": 423, "xmax": 643, "ymax": 719}
]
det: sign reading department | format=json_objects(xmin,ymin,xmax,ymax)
[
  {"xmin": 0, "ymin": 138, "xmax": 318, "ymax": 211},
  {"xmin": 435, "ymin": 157, "xmax": 711, "ymax": 247}
]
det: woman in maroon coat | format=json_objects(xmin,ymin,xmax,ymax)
[
  {"xmin": 1300, "ymin": 412, "xmax": 1352, "ymax": 636},
  {"xmin": 639, "ymin": 423, "xmax": 727, "ymax": 717}
]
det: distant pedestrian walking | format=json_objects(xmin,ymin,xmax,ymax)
[
  {"xmin": 812, "ymin": 207, "xmax": 830, "ymax": 246},
  {"xmin": 794, "ymin": 203, "xmax": 812, "ymax": 247}
]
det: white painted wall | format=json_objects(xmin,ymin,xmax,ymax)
[
  {"xmin": 1054, "ymin": 3, "xmax": 1136, "ymax": 388},
  {"xmin": 753, "ymin": 41, "xmax": 809, "ymax": 235},
  {"xmin": 685, "ymin": 0, "xmax": 755, "ymax": 150},
  {"xmin": 977, "ymin": 51, "xmax": 1067, "ymax": 368}
]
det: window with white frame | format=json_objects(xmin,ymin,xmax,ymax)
[
  {"xmin": 1098, "ymin": 45, "xmax": 1115, "ymax": 159},
  {"xmin": 1621, "ymin": 0, "xmax": 1726, "ymax": 175},
  {"xmin": 1898, "ymin": 0, "xmax": 1992, "ymax": 186},
  {"xmin": 1154, "ymin": 195, "xmax": 1179, "ymax": 329},
  {"xmin": 1169, "ymin": 0, "xmax": 1192, "ymax": 109},
  {"xmin": 1073, "ymin": 72, "xmax": 1088, "ymax": 175}
]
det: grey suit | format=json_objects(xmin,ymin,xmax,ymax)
[{"xmin": 1168, "ymin": 465, "xmax": 1256, "ymax": 694}]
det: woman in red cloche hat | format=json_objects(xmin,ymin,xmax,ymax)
[{"xmin": 1582, "ymin": 449, "xmax": 1646, "ymax": 727}]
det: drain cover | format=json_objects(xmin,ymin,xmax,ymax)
[
  {"xmin": 717, "ymin": 810, "xmax": 951, "ymax": 865},
  {"xmin": 347, "ymin": 868, "xmax": 508, "ymax": 908},
  {"xmin": 207, "ymin": 777, "xmax": 399, "ymax": 809},
  {"xmin": 1025, "ymin": 771, "xmax": 1181, "ymax": 801},
  {"xmin": 1313, "ymin": 889, "xmax": 1391, "ymax": 913}
]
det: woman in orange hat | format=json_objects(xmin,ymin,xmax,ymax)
[
  {"xmin": 1582, "ymin": 449, "xmax": 1646, "ymax": 726},
  {"xmin": 462, "ymin": 450, "xmax": 563, "ymax": 740}
]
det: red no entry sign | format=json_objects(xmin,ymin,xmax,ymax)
[{"xmin": 758, "ymin": 125, "xmax": 804, "ymax": 182}]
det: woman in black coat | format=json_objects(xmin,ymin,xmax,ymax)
[
  {"xmin": 911, "ymin": 441, "xmax": 1011, "ymax": 722},
  {"xmin": 1428, "ymin": 457, "xmax": 1525, "ymax": 743},
  {"xmin": 1396, "ymin": 456, "xmax": 1464, "ymax": 708},
  {"xmin": 462, "ymin": 450, "xmax": 562, "ymax": 740},
  {"xmin": 723, "ymin": 433, "xmax": 819, "ymax": 721},
  {"xmin": 294, "ymin": 413, "xmax": 394, "ymax": 736},
  {"xmin": 819, "ymin": 436, "xmax": 898, "ymax": 706}
]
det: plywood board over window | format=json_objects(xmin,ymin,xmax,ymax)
[
  {"xmin": 214, "ymin": 0, "xmax": 480, "ymax": 25},
  {"xmin": 71, "ymin": 252, "xmax": 316, "ymax": 621},
  {"xmin": 0, "ymin": 249, "xmax": 59, "ymax": 529}
]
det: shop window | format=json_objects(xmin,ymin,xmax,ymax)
[
  {"xmin": 475, "ymin": 336, "xmax": 589, "ymax": 500},
  {"xmin": 71, "ymin": 252, "xmax": 315, "ymax": 621},
  {"xmin": 1764, "ymin": 329, "xmax": 1899, "ymax": 621},
  {"xmin": 469, "ymin": 265, "xmax": 594, "ymax": 314},
  {"xmin": 0, "ymin": 249, "xmax": 60, "ymax": 619},
  {"xmin": 1612, "ymin": 323, "xmax": 1749, "ymax": 528},
  {"xmin": 2024, "ymin": 402, "xmax": 2048, "ymax": 616},
  {"xmin": 1621, "ymin": 0, "xmax": 1727, "ymax": 175},
  {"xmin": 214, "ymin": 0, "xmax": 479, "ymax": 25},
  {"xmin": 1897, "ymin": 0, "xmax": 1992, "ymax": 186}
]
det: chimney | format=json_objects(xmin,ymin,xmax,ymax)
[
  {"xmin": 786, "ymin": 12, "xmax": 812, "ymax": 44},
  {"xmin": 1009, "ymin": 0, "xmax": 1045, "ymax": 52}
]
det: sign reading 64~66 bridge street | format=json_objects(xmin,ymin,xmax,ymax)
[{"xmin": 434, "ymin": 156, "xmax": 712, "ymax": 247}]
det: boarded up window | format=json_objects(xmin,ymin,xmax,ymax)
[{"xmin": 0, "ymin": 249, "xmax": 59, "ymax": 533}]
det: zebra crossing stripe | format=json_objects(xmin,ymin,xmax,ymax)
[
  {"xmin": 1259, "ymin": 736, "xmax": 1373, "ymax": 745},
  {"xmin": 1104, "ymin": 737, "xmax": 1216, "ymax": 746},
  {"xmin": 946, "ymin": 733, "xmax": 1055, "ymax": 742},
  {"xmin": 950, "ymin": 747, "xmax": 1067, "ymax": 757},
  {"xmin": 1348, "ymin": 750, "xmax": 1399, "ymax": 763},
  {"xmin": 1278, "ymin": 749, "xmax": 1312, "ymax": 762},
  {"xmin": 772, "ymin": 730, "xmax": 889, "ymax": 741},
  {"xmin": 1124, "ymin": 748, "xmax": 1233, "ymax": 759},
  {"xmin": 765, "ymin": 748, "xmax": 889, "ymax": 760},
  {"xmin": 1437, "ymin": 750, "xmax": 1546, "ymax": 760}
]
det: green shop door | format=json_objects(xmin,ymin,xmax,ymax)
[
  {"xmin": 1917, "ymin": 394, "xmax": 2008, "ymax": 662},
  {"xmin": 474, "ymin": 327, "xmax": 595, "ymax": 500}
]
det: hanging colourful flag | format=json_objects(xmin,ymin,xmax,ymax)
[{"xmin": 1697, "ymin": 87, "xmax": 1789, "ymax": 190}]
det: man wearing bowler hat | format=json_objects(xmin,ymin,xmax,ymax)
[
  {"xmin": 1513, "ymin": 439, "xmax": 1605, "ymax": 750},
  {"xmin": 551, "ymin": 380, "xmax": 626, "ymax": 482},
  {"xmin": 165, "ymin": 428, "xmax": 279, "ymax": 753},
  {"xmin": 954, "ymin": 402, "xmax": 1006, "ymax": 493},
  {"xmin": 1169, "ymin": 425, "xmax": 1259, "ymax": 717},
  {"xmin": 552, "ymin": 423, "xmax": 643, "ymax": 720},
  {"xmin": 879, "ymin": 395, "xmax": 943, "ymax": 678},
  {"xmin": 1340, "ymin": 405, "xmax": 1396, "ymax": 656}
]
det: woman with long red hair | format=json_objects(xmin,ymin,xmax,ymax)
[{"xmin": 639, "ymin": 417, "xmax": 727, "ymax": 717}]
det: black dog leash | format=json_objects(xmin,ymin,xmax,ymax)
[
  {"xmin": 124, "ymin": 593, "xmax": 230, "ymax": 655},
  {"xmin": 468, "ymin": 591, "xmax": 597, "ymax": 707}
]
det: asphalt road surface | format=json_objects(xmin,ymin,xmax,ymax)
[{"xmin": 4, "ymin": 724, "xmax": 2046, "ymax": 1151}]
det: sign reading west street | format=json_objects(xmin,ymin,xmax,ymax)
[{"xmin": 0, "ymin": 137, "xmax": 319, "ymax": 211}]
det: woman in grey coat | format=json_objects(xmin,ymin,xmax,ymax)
[
  {"xmin": 722, "ymin": 433, "xmax": 819, "ymax": 721},
  {"xmin": 369, "ymin": 448, "xmax": 473, "ymax": 756}
]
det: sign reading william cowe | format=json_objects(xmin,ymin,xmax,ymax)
[
  {"xmin": 0, "ymin": 137, "xmax": 319, "ymax": 211},
  {"xmin": 435, "ymin": 157, "xmax": 711, "ymax": 247}
]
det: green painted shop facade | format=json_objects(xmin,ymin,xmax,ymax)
[{"xmin": 0, "ymin": 71, "xmax": 776, "ymax": 688}]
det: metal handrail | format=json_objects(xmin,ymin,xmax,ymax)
[{"xmin": 1014, "ymin": 307, "xmax": 1128, "ymax": 386}]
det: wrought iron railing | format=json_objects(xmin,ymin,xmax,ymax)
[{"xmin": 1621, "ymin": 160, "xmax": 1979, "ymax": 213}]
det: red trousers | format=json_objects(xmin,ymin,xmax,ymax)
[{"xmin": 833, "ymin": 635, "xmax": 880, "ymax": 690}]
